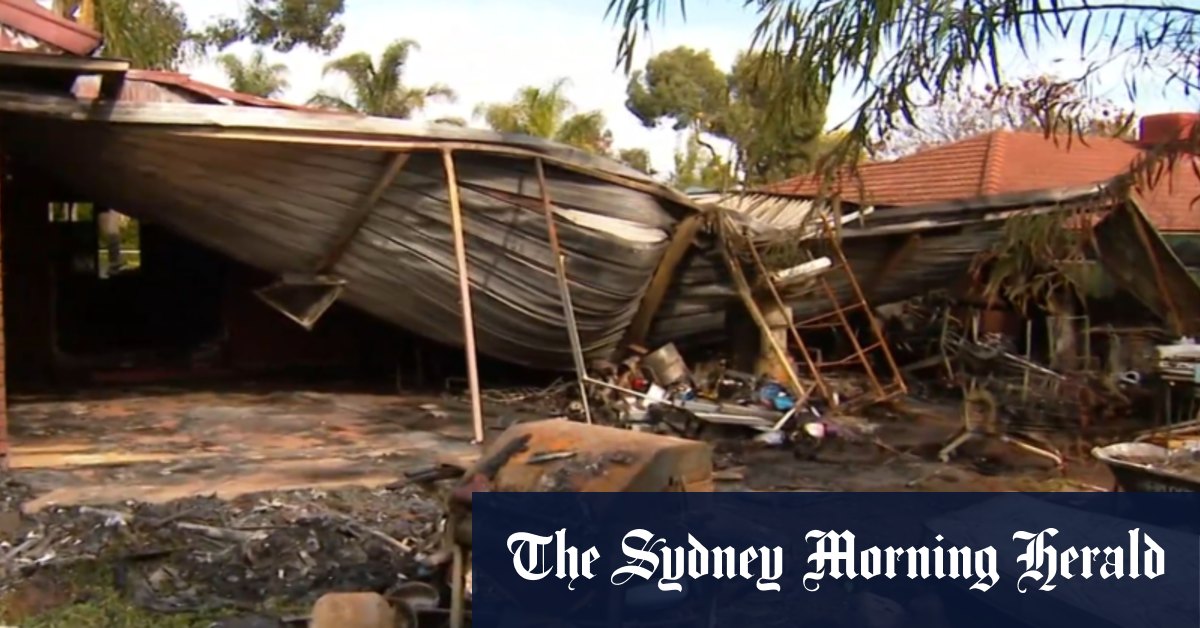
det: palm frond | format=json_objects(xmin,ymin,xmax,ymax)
[
  {"xmin": 377, "ymin": 38, "xmax": 420, "ymax": 78},
  {"xmin": 322, "ymin": 52, "xmax": 374, "ymax": 84},
  {"xmin": 306, "ymin": 92, "xmax": 358, "ymax": 112},
  {"xmin": 423, "ymin": 82, "xmax": 457, "ymax": 103}
]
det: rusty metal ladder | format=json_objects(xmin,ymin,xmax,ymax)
[{"xmin": 735, "ymin": 209, "xmax": 907, "ymax": 407}]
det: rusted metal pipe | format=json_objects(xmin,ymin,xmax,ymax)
[
  {"xmin": 535, "ymin": 158, "xmax": 592, "ymax": 423},
  {"xmin": 443, "ymin": 149, "xmax": 485, "ymax": 444}
]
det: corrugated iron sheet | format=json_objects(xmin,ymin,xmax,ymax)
[
  {"xmin": 0, "ymin": 85, "xmax": 696, "ymax": 369},
  {"xmin": 690, "ymin": 190, "xmax": 821, "ymax": 230},
  {"xmin": 73, "ymin": 70, "xmax": 316, "ymax": 110}
]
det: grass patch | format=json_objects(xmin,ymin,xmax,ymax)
[{"xmin": 0, "ymin": 562, "xmax": 228, "ymax": 628}]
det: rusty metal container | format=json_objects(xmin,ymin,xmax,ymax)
[
  {"xmin": 641, "ymin": 342, "xmax": 690, "ymax": 387},
  {"xmin": 478, "ymin": 419, "xmax": 713, "ymax": 493}
]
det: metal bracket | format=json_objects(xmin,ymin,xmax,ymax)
[{"xmin": 254, "ymin": 274, "xmax": 346, "ymax": 330}]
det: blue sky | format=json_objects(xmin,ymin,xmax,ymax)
[{"xmin": 173, "ymin": 0, "xmax": 1193, "ymax": 174}]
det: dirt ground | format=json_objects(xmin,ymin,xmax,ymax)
[
  {"xmin": 5, "ymin": 384, "xmax": 488, "ymax": 511},
  {"xmin": 713, "ymin": 397, "xmax": 1115, "ymax": 493},
  {"xmin": 3, "ymin": 384, "xmax": 1116, "ymax": 509},
  {"xmin": 0, "ymin": 383, "xmax": 1119, "ymax": 626}
]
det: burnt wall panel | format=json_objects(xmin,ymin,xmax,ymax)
[{"xmin": 0, "ymin": 164, "xmax": 54, "ymax": 387}]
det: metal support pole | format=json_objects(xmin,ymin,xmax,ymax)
[
  {"xmin": 535, "ymin": 158, "xmax": 592, "ymax": 423},
  {"xmin": 442, "ymin": 149, "xmax": 485, "ymax": 443}
]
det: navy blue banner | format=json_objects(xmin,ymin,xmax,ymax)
[{"xmin": 471, "ymin": 493, "xmax": 1200, "ymax": 627}]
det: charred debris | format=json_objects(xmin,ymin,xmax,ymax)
[
  {"xmin": 557, "ymin": 181, "xmax": 1200, "ymax": 476},
  {"xmin": 2, "ymin": 174, "xmax": 1199, "ymax": 626}
]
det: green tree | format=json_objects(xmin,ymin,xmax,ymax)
[
  {"xmin": 607, "ymin": 1, "xmax": 1197, "ymax": 171},
  {"xmin": 617, "ymin": 148, "xmax": 653, "ymax": 174},
  {"xmin": 626, "ymin": 46, "xmax": 827, "ymax": 185},
  {"xmin": 725, "ymin": 51, "xmax": 828, "ymax": 182},
  {"xmin": 55, "ymin": 0, "xmax": 345, "ymax": 69},
  {"xmin": 475, "ymin": 78, "xmax": 614, "ymax": 154},
  {"xmin": 54, "ymin": 0, "xmax": 190, "ymax": 69},
  {"xmin": 198, "ymin": 0, "xmax": 346, "ymax": 53},
  {"xmin": 307, "ymin": 39, "xmax": 456, "ymax": 118},
  {"xmin": 216, "ymin": 49, "xmax": 289, "ymax": 98},
  {"xmin": 626, "ymin": 46, "xmax": 728, "ymax": 135},
  {"xmin": 671, "ymin": 132, "xmax": 734, "ymax": 190}
]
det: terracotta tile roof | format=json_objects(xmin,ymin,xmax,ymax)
[
  {"xmin": 0, "ymin": 0, "xmax": 100, "ymax": 55},
  {"xmin": 768, "ymin": 126, "xmax": 1200, "ymax": 232}
]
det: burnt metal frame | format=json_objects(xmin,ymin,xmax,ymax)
[
  {"xmin": 534, "ymin": 158, "xmax": 593, "ymax": 423},
  {"xmin": 266, "ymin": 147, "xmax": 611, "ymax": 446},
  {"xmin": 441, "ymin": 149, "xmax": 485, "ymax": 444}
]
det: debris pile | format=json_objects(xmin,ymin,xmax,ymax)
[
  {"xmin": 0, "ymin": 484, "xmax": 448, "ymax": 616},
  {"xmin": 581, "ymin": 340, "xmax": 883, "ymax": 467}
]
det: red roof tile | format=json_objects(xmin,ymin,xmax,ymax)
[
  {"xmin": 0, "ymin": 0, "xmax": 100, "ymax": 55},
  {"xmin": 769, "ymin": 126, "xmax": 1200, "ymax": 232}
]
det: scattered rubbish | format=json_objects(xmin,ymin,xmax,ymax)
[
  {"xmin": 0, "ymin": 510, "xmax": 20, "ymax": 541},
  {"xmin": 753, "ymin": 431, "xmax": 787, "ymax": 447},
  {"xmin": 1093, "ymin": 442, "xmax": 1200, "ymax": 492},
  {"xmin": 0, "ymin": 485, "xmax": 447, "ymax": 616},
  {"xmin": 757, "ymin": 382, "xmax": 796, "ymax": 412}
]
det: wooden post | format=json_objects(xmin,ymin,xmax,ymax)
[
  {"xmin": 717, "ymin": 229, "xmax": 809, "ymax": 402},
  {"xmin": 534, "ymin": 158, "xmax": 592, "ymax": 423},
  {"xmin": 757, "ymin": 298, "xmax": 794, "ymax": 383},
  {"xmin": 442, "ymin": 149, "xmax": 484, "ymax": 444}
]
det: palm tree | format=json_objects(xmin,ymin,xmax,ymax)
[
  {"xmin": 307, "ymin": 39, "xmax": 456, "ymax": 118},
  {"xmin": 474, "ymin": 78, "xmax": 613, "ymax": 154},
  {"xmin": 216, "ymin": 49, "xmax": 289, "ymax": 98}
]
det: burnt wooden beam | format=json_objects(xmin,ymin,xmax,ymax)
[
  {"xmin": 97, "ymin": 69, "xmax": 125, "ymax": 101},
  {"xmin": 317, "ymin": 151, "xmax": 411, "ymax": 272},
  {"xmin": 618, "ymin": 212, "xmax": 706, "ymax": 352}
]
